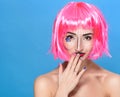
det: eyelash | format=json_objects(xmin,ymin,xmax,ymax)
[
  {"xmin": 65, "ymin": 35, "xmax": 74, "ymax": 42},
  {"xmin": 84, "ymin": 36, "xmax": 92, "ymax": 40},
  {"xmin": 65, "ymin": 35, "xmax": 92, "ymax": 42}
]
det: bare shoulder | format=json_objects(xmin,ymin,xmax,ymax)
[
  {"xmin": 103, "ymin": 70, "xmax": 120, "ymax": 97},
  {"xmin": 34, "ymin": 68, "xmax": 59, "ymax": 97},
  {"xmin": 104, "ymin": 70, "xmax": 120, "ymax": 86},
  {"xmin": 34, "ymin": 69, "xmax": 58, "ymax": 87}
]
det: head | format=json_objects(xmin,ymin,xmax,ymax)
[{"xmin": 51, "ymin": 2, "xmax": 111, "ymax": 61}]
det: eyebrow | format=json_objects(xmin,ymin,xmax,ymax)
[
  {"xmin": 83, "ymin": 33, "xmax": 93, "ymax": 36},
  {"xmin": 67, "ymin": 32, "xmax": 76, "ymax": 35},
  {"xmin": 67, "ymin": 32, "xmax": 93, "ymax": 36}
]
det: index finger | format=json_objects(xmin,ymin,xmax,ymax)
[{"xmin": 65, "ymin": 54, "xmax": 76, "ymax": 71}]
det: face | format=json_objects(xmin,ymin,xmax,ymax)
[{"xmin": 63, "ymin": 28, "xmax": 93, "ymax": 59}]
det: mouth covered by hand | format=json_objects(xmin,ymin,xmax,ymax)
[{"xmin": 75, "ymin": 52, "xmax": 85, "ymax": 57}]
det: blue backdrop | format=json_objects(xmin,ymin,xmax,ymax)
[{"xmin": 0, "ymin": 0, "xmax": 120, "ymax": 97}]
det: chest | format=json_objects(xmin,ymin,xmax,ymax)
[{"xmin": 68, "ymin": 79, "xmax": 106, "ymax": 97}]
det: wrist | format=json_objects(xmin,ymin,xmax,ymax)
[{"xmin": 55, "ymin": 88, "xmax": 68, "ymax": 97}]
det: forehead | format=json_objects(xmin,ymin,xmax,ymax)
[{"xmin": 66, "ymin": 28, "xmax": 93, "ymax": 35}]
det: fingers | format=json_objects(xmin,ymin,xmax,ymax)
[
  {"xmin": 65, "ymin": 54, "xmax": 84, "ymax": 73},
  {"xmin": 74, "ymin": 58, "xmax": 82, "ymax": 74},
  {"xmin": 77, "ymin": 66, "xmax": 87, "ymax": 79},
  {"xmin": 73, "ymin": 52, "xmax": 89, "ymax": 72},
  {"xmin": 58, "ymin": 55, "xmax": 87, "ymax": 93},
  {"xmin": 66, "ymin": 55, "xmax": 76, "ymax": 70},
  {"xmin": 63, "ymin": 52, "xmax": 88, "ymax": 77},
  {"xmin": 70, "ymin": 54, "xmax": 80, "ymax": 72}
]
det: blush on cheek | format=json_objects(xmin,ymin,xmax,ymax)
[
  {"xmin": 64, "ymin": 42, "xmax": 75, "ymax": 50},
  {"xmin": 64, "ymin": 45, "xmax": 75, "ymax": 56}
]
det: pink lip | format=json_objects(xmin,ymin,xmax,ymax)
[
  {"xmin": 74, "ymin": 52, "xmax": 85, "ymax": 57},
  {"xmin": 80, "ymin": 53, "xmax": 85, "ymax": 57}
]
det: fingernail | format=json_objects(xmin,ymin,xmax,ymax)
[
  {"xmin": 80, "ymin": 57, "xmax": 83, "ymax": 61},
  {"xmin": 83, "ymin": 66, "xmax": 87, "ymax": 70}
]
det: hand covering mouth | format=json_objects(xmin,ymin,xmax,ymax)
[{"xmin": 75, "ymin": 52, "xmax": 85, "ymax": 57}]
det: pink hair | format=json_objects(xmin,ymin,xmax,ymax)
[{"xmin": 51, "ymin": 2, "xmax": 111, "ymax": 60}]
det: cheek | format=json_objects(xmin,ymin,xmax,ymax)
[
  {"xmin": 84, "ymin": 42, "xmax": 93, "ymax": 51},
  {"xmin": 64, "ymin": 41, "xmax": 76, "ymax": 50}
]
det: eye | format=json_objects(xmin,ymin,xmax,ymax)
[
  {"xmin": 84, "ymin": 36, "xmax": 92, "ymax": 40},
  {"xmin": 65, "ymin": 35, "xmax": 74, "ymax": 42}
]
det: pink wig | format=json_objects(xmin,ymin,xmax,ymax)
[{"xmin": 51, "ymin": 2, "xmax": 111, "ymax": 60}]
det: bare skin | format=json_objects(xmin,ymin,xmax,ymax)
[
  {"xmin": 34, "ymin": 29, "xmax": 120, "ymax": 97},
  {"xmin": 34, "ymin": 58, "xmax": 120, "ymax": 97}
]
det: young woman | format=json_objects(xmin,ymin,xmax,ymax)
[{"xmin": 34, "ymin": 2, "xmax": 120, "ymax": 97}]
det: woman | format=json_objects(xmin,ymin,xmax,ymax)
[{"xmin": 34, "ymin": 2, "xmax": 120, "ymax": 97}]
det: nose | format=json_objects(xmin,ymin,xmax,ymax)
[{"xmin": 75, "ymin": 38, "xmax": 83, "ymax": 52}]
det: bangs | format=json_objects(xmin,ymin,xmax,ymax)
[{"xmin": 59, "ymin": 3, "xmax": 96, "ymax": 34}]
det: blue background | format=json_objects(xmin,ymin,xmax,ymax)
[{"xmin": 0, "ymin": 0, "xmax": 120, "ymax": 97}]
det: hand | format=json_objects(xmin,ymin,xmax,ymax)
[{"xmin": 58, "ymin": 54, "xmax": 87, "ymax": 96}]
